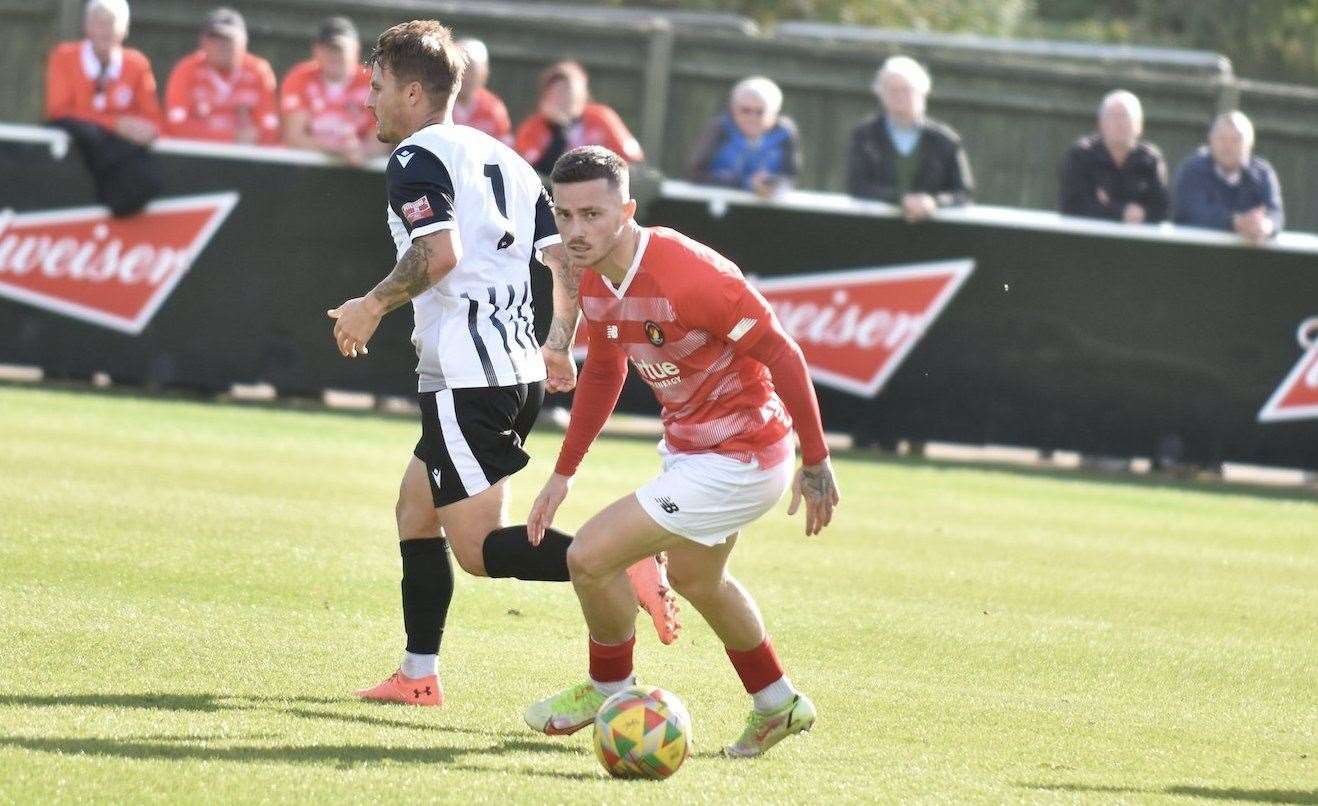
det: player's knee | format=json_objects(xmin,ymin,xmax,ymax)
[
  {"xmin": 669, "ymin": 568, "xmax": 721, "ymax": 604},
  {"xmin": 566, "ymin": 539, "xmax": 607, "ymax": 586},
  {"xmin": 447, "ymin": 531, "xmax": 487, "ymax": 577},
  {"xmin": 395, "ymin": 494, "xmax": 438, "ymax": 538}
]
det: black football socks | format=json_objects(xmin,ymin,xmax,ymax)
[
  {"xmin": 481, "ymin": 525, "xmax": 573, "ymax": 582},
  {"xmin": 399, "ymin": 537, "xmax": 454, "ymax": 657}
]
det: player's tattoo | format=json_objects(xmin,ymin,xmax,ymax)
[
  {"xmin": 801, "ymin": 463, "xmax": 836, "ymax": 500},
  {"xmin": 368, "ymin": 238, "xmax": 437, "ymax": 314},
  {"xmin": 544, "ymin": 259, "xmax": 582, "ymax": 352}
]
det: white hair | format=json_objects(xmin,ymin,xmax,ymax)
[
  {"xmin": 731, "ymin": 76, "xmax": 783, "ymax": 118},
  {"xmin": 1099, "ymin": 89, "xmax": 1143, "ymax": 125},
  {"xmin": 1212, "ymin": 110, "xmax": 1255, "ymax": 146},
  {"xmin": 85, "ymin": 0, "xmax": 130, "ymax": 33},
  {"xmin": 873, "ymin": 55, "xmax": 931, "ymax": 97},
  {"xmin": 458, "ymin": 38, "xmax": 489, "ymax": 67}
]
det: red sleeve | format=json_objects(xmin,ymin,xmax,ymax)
[
  {"xmin": 745, "ymin": 324, "xmax": 829, "ymax": 465},
  {"xmin": 44, "ymin": 46, "xmax": 76, "ymax": 121},
  {"xmin": 514, "ymin": 115, "xmax": 548, "ymax": 165},
  {"xmin": 554, "ymin": 333, "xmax": 628, "ymax": 477},
  {"xmin": 677, "ymin": 258, "xmax": 828, "ymax": 464},
  {"xmin": 596, "ymin": 105, "xmax": 644, "ymax": 162},
  {"xmin": 492, "ymin": 96, "xmax": 512, "ymax": 144},
  {"xmin": 164, "ymin": 59, "xmax": 201, "ymax": 137},
  {"xmin": 254, "ymin": 60, "xmax": 280, "ymax": 144},
  {"xmin": 133, "ymin": 54, "xmax": 162, "ymax": 126}
]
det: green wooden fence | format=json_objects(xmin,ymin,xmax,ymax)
[{"xmin": 5, "ymin": 0, "xmax": 1316, "ymax": 231}]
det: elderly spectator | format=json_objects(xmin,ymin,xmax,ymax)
[
  {"xmin": 1173, "ymin": 112, "xmax": 1283, "ymax": 243},
  {"xmin": 280, "ymin": 16, "xmax": 380, "ymax": 164},
  {"xmin": 45, "ymin": 0, "xmax": 163, "ymax": 216},
  {"xmin": 514, "ymin": 60, "xmax": 643, "ymax": 174},
  {"xmin": 1059, "ymin": 90, "xmax": 1169, "ymax": 224},
  {"xmin": 45, "ymin": 0, "xmax": 160, "ymax": 145},
  {"xmin": 164, "ymin": 7, "xmax": 279, "ymax": 145},
  {"xmin": 451, "ymin": 38, "xmax": 512, "ymax": 144},
  {"xmin": 687, "ymin": 76, "xmax": 801, "ymax": 199},
  {"xmin": 847, "ymin": 55, "xmax": 973, "ymax": 223}
]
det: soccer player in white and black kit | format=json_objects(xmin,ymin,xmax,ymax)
[{"xmin": 327, "ymin": 20, "xmax": 678, "ymax": 707}]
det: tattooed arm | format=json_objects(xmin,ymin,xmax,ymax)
[
  {"xmin": 326, "ymin": 230, "xmax": 461, "ymax": 358},
  {"xmin": 539, "ymin": 242, "xmax": 581, "ymax": 392}
]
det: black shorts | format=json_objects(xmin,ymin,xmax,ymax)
[{"xmin": 414, "ymin": 381, "xmax": 544, "ymax": 508}]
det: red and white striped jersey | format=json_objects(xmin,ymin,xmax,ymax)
[{"xmin": 577, "ymin": 226, "xmax": 793, "ymax": 465}]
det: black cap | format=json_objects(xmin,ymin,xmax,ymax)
[
  {"xmin": 316, "ymin": 16, "xmax": 358, "ymax": 46},
  {"xmin": 202, "ymin": 7, "xmax": 245, "ymax": 39}
]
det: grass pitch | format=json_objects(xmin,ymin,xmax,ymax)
[{"xmin": 0, "ymin": 385, "xmax": 1314, "ymax": 804}]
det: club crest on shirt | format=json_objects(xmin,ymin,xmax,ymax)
[{"xmin": 644, "ymin": 320, "xmax": 665, "ymax": 347}]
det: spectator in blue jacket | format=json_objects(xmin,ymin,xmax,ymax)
[
  {"xmin": 687, "ymin": 76, "xmax": 800, "ymax": 199},
  {"xmin": 1172, "ymin": 111, "xmax": 1283, "ymax": 243}
]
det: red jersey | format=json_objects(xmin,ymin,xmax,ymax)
[
  {"xmin": 558, "ymin": 227, "xmax": 831, "ymax": 477},
  {"xmin": 452, "ymin": 87, "xmax": 512, "ymax": 144},
  {"xmin": 280, "ymin": 59, "xmax": 375, "ymax": 149},
  {"xmin": 45, "ymin": 41, "xmax": 162, "ymax": 131},
  {"xmin": 515, "ymin": 103, "xmax": 644, "ymax": 168},
  {"xmin": 164, "ymin": 50, "xmax": 279, "ymax": 144}
]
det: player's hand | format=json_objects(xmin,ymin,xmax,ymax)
[
  {"xmin": 326, "ymin": 295, "xmax": 384, "ymax": 358},
  {"xmin": 528, "ymin": 473, "xmax": 572, "ymax": 546},
  {"xmin": 542, "ymin": 346, "xmax": 577, "ymax": 393},
  {"xmin": 787, "ymin": 458, "xmax": 840, "ymax": 537}
]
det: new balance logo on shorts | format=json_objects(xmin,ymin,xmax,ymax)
[{"xmin": 657, "ymin": 497, "xmax": 680, "ymax": 514}]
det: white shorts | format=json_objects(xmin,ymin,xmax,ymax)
[{"xmin": 635, "ymin": 438, "xmax": 794, "ymax": 546}]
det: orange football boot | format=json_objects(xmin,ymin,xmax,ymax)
[
  {"xmin": 627, "ymin": 552, "xmax": 681, "ymax": 645},
  {"xmin": 354, "ymin": 669, "xmax": 443, "ymax": 706}
]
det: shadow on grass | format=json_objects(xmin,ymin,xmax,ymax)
[
  {"xmin": 0, "ymin": 692, "xmax": 507, "ymax": 738},
  {"xmin": 1020, "ymin": 783, "xmax": 1318, "ymax": 804},
  {"xmin": 0, "ymin": 735, "xmax": 596, "ymax": 779}
]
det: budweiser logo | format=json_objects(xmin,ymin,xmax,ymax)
[
  {"xmin": 1258, "ymin": 317, "xmax": 1318, "ymax": 423},
  {"xmin": 755, "ymin": 259, "xmax": 974, "ymax": 397},
  {"xmin": 569, "ymin": 258, "xmax": 973, "ymax": 398},
  {"xmin": 0, "ymin": 192, "xmax": 238, "ymax": 334}
]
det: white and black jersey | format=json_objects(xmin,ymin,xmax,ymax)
[{"xmin": 386, "ymin": 123, "xmax": 560, "ymax": 392}]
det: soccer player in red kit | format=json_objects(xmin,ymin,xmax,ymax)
[{"xmin": 523, "ymin": 146, "xmax": 840, "ymax": 757}]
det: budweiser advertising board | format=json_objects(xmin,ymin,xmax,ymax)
[
  {"xmin": 1258, "ymin": 316, "xmax": 1318, "ymax": 423},
  {"xmin": 0, "ymin": 192, "xmax": 239, "ymax": 335},
  {"xmin": 574, "ymin": 258, "xmax": 974, "ymax": 397}
]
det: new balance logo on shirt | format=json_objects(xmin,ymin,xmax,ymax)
[
  {"xmin": 657, "ymin": 497, "xmax": 680, "ymax": 514},
  {"xmin": 396, "ymin": 149, "xmax": 414, "ymax": 167}
]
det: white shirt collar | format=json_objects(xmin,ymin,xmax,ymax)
[
  {"xmin": 80, "ymin": 39, "xmax": 123, "ymax": 82},
  {"xmin": 602, "ymin": 227, "xmax": 649, "ymax": 299}
]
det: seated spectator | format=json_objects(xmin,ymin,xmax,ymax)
[
  {"xmin": 1173, "ymin": 111, "xmax": 1283, "ymax": 243},
  {"xmin": 164, "ymin": 7, "xmax": 279, "ymax": 145},
  {"xmin": 280, "ymin": 16, "xmax": 381, "ymax": 164},
  {"xmin": 1059, "ymin": 90, "xmax": 1169, "ymax": 224},
  {"xmin": 451, "ymin": 38, "xmax": 512, "ymax": 144},
  {"xmin": 514, "ymin": 61, "xmax": 643, "ymax": 174},
  {"xmin": 687, "ymin": 76, "xmax": 800, "ymax": 199},
  {"xmin": 45, "ymin": 0, "xmax": 162, "ymax": 216},
  {"xmin": 847, "ymin": 55, "xmax": 973, "ymax": 223}
]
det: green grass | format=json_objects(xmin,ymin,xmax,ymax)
[{"xmin": 0, "ymin": 385, "xmax": 1314, "ymax": 804}]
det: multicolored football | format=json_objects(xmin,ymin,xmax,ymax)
[{"xmin": 593, "ymin": 685, "xmax": 692, "ymax": 779}]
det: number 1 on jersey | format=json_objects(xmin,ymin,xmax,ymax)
[{"xmin": 483, "ymin": 164, "xmax": 515, "ymax": 250}]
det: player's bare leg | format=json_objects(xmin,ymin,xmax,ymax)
[
  {"xmin": 664, "ymin": 533, "xmax": 816, "ymax": 757},
  {"xmin": 525, "ymin": 493, "xmax": 680, "ymax": 734}
]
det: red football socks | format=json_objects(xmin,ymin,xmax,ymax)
[
  {"xmin": 726, "ymin": 637, "xmax": 785, "ymax": 694},
  {"xmin": 589, "ymin": 634, "xmax": 635, "ymax": 683}
]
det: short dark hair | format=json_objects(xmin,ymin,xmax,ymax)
[
  {"xmin": 369, "ymin": 20, "xmax": 465, "ymax": 107},
  {"xmin": 317, "ymin": 16, "xmax": 358, "ymax": 46},
  {"xmin": 550, "ymin": 146, "xmax": 628, "ymax": 192}
]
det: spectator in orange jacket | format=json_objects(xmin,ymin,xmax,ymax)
[
  {"xmin": 452, "ymin": 38, "xmax": 512, "ymax": 144},
  {"xmin": 280, "ymin": 16, "xmax": 381, "ymax": 164},
  {"xmin": 45, "ymin": 0, "xmax": 161, "ymax": 145},
  {"xmin": 514, "ymin": 60, "xmax": 643, "ymax": 174},
  {"xmin": 164, "ymin": 7, "xmax": 279, "ymax": 145}
]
